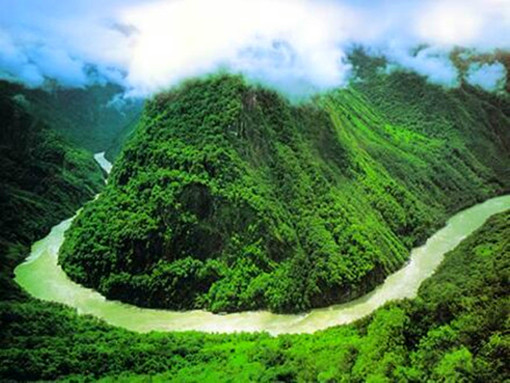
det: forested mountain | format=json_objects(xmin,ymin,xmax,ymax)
[
  {"xmin": 2, "ymin": 208, "xmax": 509, "ymax": 381},
  {"xmin": 0, "ymin": 89, "xmax": 104, "ymax": 300},
  {"xmin": 0, "ymin": 58, "xmax": 508, "ymax": 382},
  {"xmin": 1, "ymin": 0, "xmax": 509, "ymax": 380},
  {"xmin": 59, "ymin": 66, "xmax": 510, "ymax": 313},
  {"xmin": 0, "ymin": 81, "xmax": 143, "ymax": 155}
]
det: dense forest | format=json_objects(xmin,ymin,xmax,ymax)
[
  {"xmin": 0, "ymin": 52, "xmax": 508, "ymax": 381},
  {"xmin": 0, "ymin": 80, "xmax": 143, "ymax": 155},
  {"xmin": 0, "ymin": 89, "xmax": 104, "ymax": 301},
  {"xmin": 59, "ymin": 62, "xmax": 510, "ymax": 313},
  {"xmin": 1, "ymin": 0, "xmax": 509, "ymax": 378},
  {"xmin": 2, "ymin": 207, "xmax": 508, "ymax": 381}
]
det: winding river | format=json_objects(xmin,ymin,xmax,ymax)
[{"xmin": 14, "ymin": 153, "xmax": 510, "ymax": 335}]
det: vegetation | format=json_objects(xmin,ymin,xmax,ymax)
[
  {"xmin": 2, "ymin": 208, "xmax": 509, "ymax": 382},
  {"xmin": 1, "ymin": 56, "xmax": 509, "ymax": 380},
  {"xmin": 0, "ymin": 90, "xmax": 104, "ymax": 301},
  {"xmin": 60, "ymin": 67, "xmax": 509, "ymax": 313},
  {"xmin": 0, "ymin": 80, "xmax": 143, "ymax": 155}
]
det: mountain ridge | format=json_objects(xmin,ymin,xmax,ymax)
[{"xmin": 59, "ymin": 69, "xmax": 509, "ymax": 313}]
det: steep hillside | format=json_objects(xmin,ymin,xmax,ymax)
[
  {"xmin": 3, "ymin": 208, "xmax": 509, "ymax": 381},
  {"xmin": 104, "ymin": 114, "xmax": 141, "ymax": 161},
  {"xmin": 350, "ymin": 50, "xmax": 510, "ymax": 186},
  {"xmin": 0, "ymin": 91, "xmax": 104, "ymax": 300},
  {"xmin": 59, "ymin": 73, "xmax": 509, "ymax": 313},
  {"xmin": 0, "ymin": 80, "xmax": 143, "ymax": 153}
]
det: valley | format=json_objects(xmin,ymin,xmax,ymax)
[
  {"xmin": 0, "ymin": 31, "xmax": 508, "ymax": 381},
  {"xmin": 58, "ymin": 73, "xmax": 510, "ymax": 314},
  {"xmin": 14, "ymin": 165, "xmax": 510, "ymax": 333}
]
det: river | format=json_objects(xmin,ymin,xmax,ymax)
[{"xmin": 14, "ymin": 152, "xmax": 510, "ymax": 334}]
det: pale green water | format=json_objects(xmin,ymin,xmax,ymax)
[
  {"xmin": 13, "ymin": 154, "xmax": 510, "ymax": 334},
  {"xmin": 93, "ymin": 152, "xmax": 112, "ymax": 175}
]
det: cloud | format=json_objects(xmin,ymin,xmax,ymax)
[
  {"xmin": 383, "ymin": 46, "xmax": 460, "ymax": 87},
  {"xmin": 135, "ymin": 1, "xmax": 355, "ymax": 96},
  {"xmin": 119, "ymin": 0, "xmax": 356, "ymax": 97},
  {"xmin": 0, "ymin": 0, "xmax": 134, "ymax": 88},
  {"xmin": 466, "ymin": 62, "xmax": 507, "ymax": 91},
  {"xmin": 0, "ymin": 0, "xmax": 508, "ymax": 96},
  {"xmin": 414, "ymin": 0, "xmax": 510, "ymax": 49},
  {"xmin": 348, "ymin": 0, "xmax": 509, "ymax": 88},
  {"xmin": 0, "ymin": 30, "xmax": 45, "ymax": 86}
]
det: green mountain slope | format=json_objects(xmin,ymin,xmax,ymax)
[
  {"xmin": 59, "ymin": 71, "xmax": 510, "ymax": 313},
  {"xmin": 2, "ymin": 208, "xmax": 509, "ymax": 382},
  {"xmin": 0, "ymin": 90, "xmax": 104, "ymax": 300},
  {"xmin": 0, "ymin": 80, "xmax": 143, "ymax": 154}
]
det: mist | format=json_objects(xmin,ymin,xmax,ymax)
[
  {"xmin": 466, "ymin": 62, "xmax": 507, "ymax": 91},
  {"xmin": 0, "ymin": 0, "xmax": 508, "ymax": 97}
]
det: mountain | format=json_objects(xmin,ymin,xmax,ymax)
[
  {"xmin": 0, "ymin": 61, "xmax": 508, "ymax": 382},
  {"xmin": 58, "ymin": 65, "xmax": 509, "ymax": 313},
  {"xmin": 0, "ymin": 80, "xmax": 143, "ymax": 155},
  {"xmin": 0, "ymin": 89, "xmax": 104, "ymax": 300},
  {"xmin": 3, "ymin": 184, "xmax": 509, "ymax": 382}
]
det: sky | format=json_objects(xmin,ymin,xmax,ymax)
[{"xmin": 0, "ymin": 0, "xmax": 509, "ymax": 97}]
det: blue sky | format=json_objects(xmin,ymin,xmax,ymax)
[{"xmin": 0, "ymin": 0, "xmax": 509, "ymax": 96}]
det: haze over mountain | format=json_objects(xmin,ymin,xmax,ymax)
[
  {"xmin": 1, "ymin": 0, "xmax": 509, "ymax": 98},
  {"xmin": 0, "ymin": 80, "xmax": 142, "ymax": 153},
  {"xmin": 1, "ymin": 1, "xmax": 510, "ymax": 382},
  {"xmin": 59, "ymin": 57, "xmax": 510, "ymax": 313}
]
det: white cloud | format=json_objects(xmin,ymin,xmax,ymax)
[
  {"xmin": 413, "ymin": 0, "xmax": 510, "ymax": 49},
  {"xmin": 414, "ymin": 2, "xmax": 483, "ymax": 46},
  {"xmin": 0, "ymin": 0, "xmax": 133, "ymax": 88},
  {"xmin": 0, "ymin": 30, "xmax": 45, "ymax": 87},
  {"xmin": 384, "ymin": 45, "xmax": 460, "ymax": 87},
  {"xmin": 466, "ymin": 62, "xmax": 507, "ymax": 91},
  {"xmin": 0, "ymin": 0, "xmax": 508, "ymax": 96},
  {"xmin": 121, "ymin": 0, "xmax": 355, "ymax": 96}
]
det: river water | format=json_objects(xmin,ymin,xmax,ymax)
[{"xmin": 14, "ymin": 153, "xmax": 510, "ymax": 334}]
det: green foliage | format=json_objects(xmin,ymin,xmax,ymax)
[
  {"xmin": 0, "ymin": 91, "xmax": 104, "ymax": 300},
  {"xmin": 60, "ymin": 71, "xmax": 509, "ymax": 313},
  {"xmin": 2, "ymin": 209, "xmax": 509, "ymax": 382},
  {"xmin": 1, "ymin": 59, "xmax": 510, "ymax": 381},
  {"xmin": 0, "ymin": 80, "xmax": 143, "ymax": 154}
]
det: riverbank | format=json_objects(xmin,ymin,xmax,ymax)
[{"xmin": 14, "ymin": 154, "xmax": 510, "ymax": 334}]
